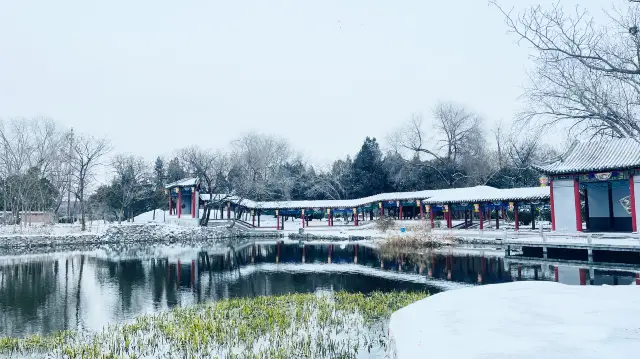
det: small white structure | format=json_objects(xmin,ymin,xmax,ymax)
[{"xmin": 388, "ymin": 281, "xmax": 640, "ymax": 359}]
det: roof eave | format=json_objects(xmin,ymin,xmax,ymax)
[{"xmin": 538, "ymin": 165, "xmax": 639, "ymax": 176}]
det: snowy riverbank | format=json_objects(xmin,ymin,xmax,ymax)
[
  {"xmin": 388, "ymin": 281, "xmax": 640, "ymax": 359},
  {"xmin": 0, "ymin": 223, "xmax": 282, "ymax": 250}
]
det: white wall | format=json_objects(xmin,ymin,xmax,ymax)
[
  {"xmin": 635, "ymin": 176, "xmax": 640, "ymax": 232},
  {"xmin": 553, "ymin": 179, "xmax": 578, "ymax": 232}
]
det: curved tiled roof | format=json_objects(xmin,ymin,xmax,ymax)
[
  {"xmin": 200, "ymin": 185, "xmax": 549, "ymax": 209},
  {"xmin": 165, "ymin": 177, "xmax": 199, "ymax": 189},
  {"xmin": 421, "ymin": 187, "xmax": 549, "ymax": 204},
  {"xmin": 532, "ymin": 138, "xmax": 640, "ymax": 175}
]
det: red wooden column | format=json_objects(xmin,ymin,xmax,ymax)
[
  {"xmin": 177, "ymin": 189, "xmax": 182, "ymax": 219},
  {"xmin": 451, "ymin": 206, "xmax": 455, "ymax": 228},
  {"xmin": 252, "ymin": 210, "xmax": 255, "ymax": 227},
  {"xmin": 445, "ymin": 205, "xmax": 451, "ymax": 229},
  {"xmin": 327, "ymin": 209, "xmax": 331, "ymax": 227},
  {"xmin": 445, "ymin": 207, "xmax": 450, "ymax": 228},
  {"xmin": 191, "ymin": 187, "xmax": 196, "ymax": 218},
  {"xmin": 630, "ymin": 174, "xmax": 637, "ymax": 233},
  {"xmin": 495, "ymin": 208, "xmax": 499, "ymax": 229},
  {"xmin": 302, "ymin": 209, "xmax": 305, "ymax": 228},
  {"xmin": 479, "ymin": 205, "xmax": 484, "ymax": 230},
  {"xmin": 579, "ymin": 268, "xmax": 587, "ymax": 285},
  {"xmin": 514, "ymin": 203, "xmax": 519, "ymax": 231},
  {"xmin": 276, "ymin": 210, "xmax": 280, "ymax": 230},
  {"xmin": 227, "ymin": 202, "xmax": 231, "ymax": 220},
  {"xmin": 429, "ymin": 205, "xmax": 434, "ymax": 228},
  {"xmin": 550, "ymin": 179, "xmax": 556, "ymax": 231},
  {"xmin": 574, "ymin": 178, "xmax": 583, "ymax": 231},
  {"xmin": 353, "ymin": 208, "xmax": 358, "ymax": 226}
]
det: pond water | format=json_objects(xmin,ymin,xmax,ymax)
[{"xmin": 0, "ymin": 241, "xmax": 638, "ymax": 338}]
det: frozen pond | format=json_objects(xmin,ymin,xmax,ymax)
[{"xmin": 1, "ymin": 241, "xmax": 638, "ymax": 338}]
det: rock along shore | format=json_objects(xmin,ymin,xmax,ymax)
[{"xmin": 0, "ymin": 223, "xmax": 283, "ymax": 250}]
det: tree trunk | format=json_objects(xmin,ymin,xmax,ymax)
[
  {"xmin": 80, "ymin": 183, "xmax": 86, "ymax": 231},
  {"xmin": 200, "ymin": 197, "xmax": 210, "ymax": 226}
]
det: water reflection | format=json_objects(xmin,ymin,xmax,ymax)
[{"xmin": 0, "ymin": 241, "xmax": 638, "ymax": 337}]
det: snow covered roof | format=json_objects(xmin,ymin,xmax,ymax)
[
  {"xmin": 199, "ymin": 194, "xmax": 259, "ymax": 208},
  {"xmin": 200, "ymin": 191, "xmax": 435, "ymax": 210},
  {"xmin": 200, "ymin": 186, "xmax": 548, "ymax": 209},
  {"xmin": 422, "ymin": 186, "xmax": 549, "ymax": 204},
  {"xmin": 532, "ymin": 138, "xmax": 640, "ymax": 175},
  {"xmin": 165, "ymin": 177, "xmax": 199, "ymax": 189}
]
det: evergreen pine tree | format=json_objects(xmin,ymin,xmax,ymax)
[
  {"xmin": 166, "ymin": 157, "xmax": 186, "ymax": 183},
  {"xmin": 350, "ymin": 137, "xmax": 389, "ymax": 197}
]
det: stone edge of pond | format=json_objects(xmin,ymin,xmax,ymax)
[
  {"xmin": 0, "ymin": 224, "xmax": 284, "ymax": 249},
  {"xmin": 288, "ymin": 233, "xmax": 375, "ymax": 241},
  {"xmin": 453, "ymin": 236, "xmax": 506, "ymax": 245}
]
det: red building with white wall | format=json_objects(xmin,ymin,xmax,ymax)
[
  {"xmin": 533, "ymin": 139, "xmax": 640, "ymax": 233},
  {"xmin": 165, "ymin": 177, "xmax": 200, "ymax": 224}
]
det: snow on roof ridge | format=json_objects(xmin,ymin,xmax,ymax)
[
  {"xmin": 165, "ymin": 177, "xmax": 199, "ymax": 189},
  {"xmin": 532, "ymin": 138, "xmax": 640, "ymax": 174},
  {"xmin": 199, "ymin": 185, "xmax": 549, "ymax": 209}
]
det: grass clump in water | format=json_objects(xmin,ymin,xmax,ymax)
[{"xmin": 0, "ymin": 291, "xmax": 427, "ymax": 359}]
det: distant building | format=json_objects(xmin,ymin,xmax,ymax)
[
  {"xmin": 533, "ymin": 138, "xmax": 640, "ymax": 233},
  {"xmin": 165, "ymin": 177, "xmax": 200, "ymax": 224},
  {"xmin": 0, "ymin": 211, "xmax": 54, "ymax": 225}
]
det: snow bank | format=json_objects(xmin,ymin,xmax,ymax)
[
  {"xmin": 133, "ymin": 209, "xmax": 169, "ymax": 223},
  {"xmin": 388, "ymin": 281, "xmax": 640, "ymax": 359}
]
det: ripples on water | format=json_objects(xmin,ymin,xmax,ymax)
[{"xmin": 0, "ymin": 240, "xmax": 638, "ymax": 338}]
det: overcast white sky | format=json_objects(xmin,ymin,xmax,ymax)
[{"xmin": 0, "ymin": 0, "xmax": 601, "ymax": 167}]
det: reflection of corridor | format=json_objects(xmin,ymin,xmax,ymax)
[{"xmin": 189, "ymin": 243, "xmax": 515, "ymax": 287}]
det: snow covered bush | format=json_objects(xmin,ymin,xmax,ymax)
[{"xmin": 375, "ymin": 216, "xmax": 396, "ymax": 233}]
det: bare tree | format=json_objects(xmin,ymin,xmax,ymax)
[
  {"xmin": 305, "ymin": 173, "xmax": 348, "ymax": 200},
  {"xmin": 0, "ymin": 119, "xmax": 32, "ymax": 223},
  {"xmin": 492, "ymin": 0, "xmax": 640, "ymax": 141},
  {"xmin": 70, "ymin": 134, "xmax": 110, "ymax": 231},
  {"xmin": 492, "ymin": 119, "xmax": 508, "ymax": 170},
  {"xmin": 231, "ymin": 133, "xmax": 294, "ymax": 200},
  {"xmin": 0, "ymin": 118, "xmax": 68, "ymax": 226},
  {"xmin": 178, "ymin": 146, "xmax": 232, "ymax": 226},
  {"xmin": 392, "ymin": 102, "xmax": 487, "ymax": 187},
  {"xmin": 111, "ymin": 154, "xmax": 149, "ymax": 223}
]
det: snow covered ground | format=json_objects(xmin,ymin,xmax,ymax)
[
  {"xmin": 132, "ymin": 209, "xmax": 172, "ymax": 223},
  {"xmin": 388, "ymin": 281, "xmax": 640, "ymax": 359},
  {"xmin": 133, "ymin": 208, "xmax": 640, "ymax": 248},
  {"xmin": 0, "ymin": 221, "xmax": 108, "ymax": 236}
]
